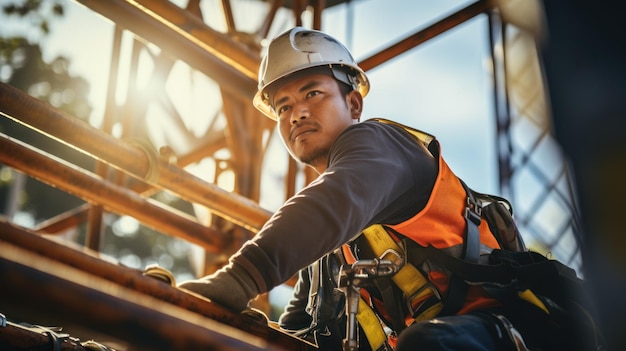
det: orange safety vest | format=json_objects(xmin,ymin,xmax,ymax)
[{"xmin": 387, "ymin": 141, "xmax": 501, "ymax": 316}]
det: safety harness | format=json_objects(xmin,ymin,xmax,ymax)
[
  {"xmin": 334, "ymin": 118, "xmax": 495, "ymax": 350},
  {"xmin": 340, "ymin": 182, "xmax": 486, "ymax": 351},
  {"xmin": 303, "ymin": 119, "xmax": 602, "ymax": 351},
  {"xmin": 333, "ymin": 119, "xmax": 602, "ymax": 351},
  {"xmin": 340, "ymin": 224, "xmax": 444, "ymax": 350}
]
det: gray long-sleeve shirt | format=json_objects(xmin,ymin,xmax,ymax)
[{"xmin": 231, "ymin": 120, "xmax": 438, "ymax": 301}]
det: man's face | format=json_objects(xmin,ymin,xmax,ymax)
[{"xmin": 272, "ymin": 73, "xmax": 361, "ymax": 172}]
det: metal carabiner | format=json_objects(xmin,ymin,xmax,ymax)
[
  {"xmin": 339, "ymin": 258, "xmax": 400, "ymax": 351},
  {"xmin": 351, "ymin": 258, "xmax": 398, "ymax": 279}
]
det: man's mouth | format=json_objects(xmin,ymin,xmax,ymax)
[{"xmin": 291, "ymin": 125, "xmax": 316, "ymax": 142}]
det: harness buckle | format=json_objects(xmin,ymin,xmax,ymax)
[
  {"xmin": 493, "ymin": 314, "xmax": 530, "ymax": 351},
  {"xmin": 378, "ymin": 248, "xmax": 405, "ymax": 269},
  {"xmin": 405, "ymin": 283, "xmax": 442, "ymax": 319},
  {"xmin": 465, "ymin": 196, "xmax": 482, "ymax": 226}
]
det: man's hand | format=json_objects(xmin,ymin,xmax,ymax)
[{"xmin": 177, "ymin": 264, "xmax": 259, "ymax": 313}]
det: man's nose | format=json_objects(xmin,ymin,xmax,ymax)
[{"xmin": 290, "ymin": 102, "xmax": 310, "ymax": 124}]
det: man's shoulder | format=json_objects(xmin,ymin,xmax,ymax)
[
  {"xmin": 360, "ymin": 118, "xmax": 392, "ymax": 128},
  {"xmin": 350, "ymin": 118, "xmax": 403, "ymax": 133},
  {"xmin": 337, "ymin": 119, "xmax": 430, "ymax": 153},
  {"xmin": 349, "ymin": 118, "xmax": 425, "ymax": 141},
  {"xmin": 339, "ymin": 119, "xmax": 397, "ymax": 141},
  {"xmin": 358, "ymin": 118, "xmax": 423, "ymax": 134}
]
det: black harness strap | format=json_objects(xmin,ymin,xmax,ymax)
[
  {"xmin": 438, "ymin": 179, "xmax": 482, "ymax": 316},
  {"xmin": 373, "ymin": 278, "xmax": 406, "ymax": 334}
]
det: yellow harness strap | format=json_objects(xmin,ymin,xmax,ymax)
[
  {"xmin": 361, "ymin": 224, "xmax": 443, "ymax": 321},
  {"xmin": 352, "ymin": 225, "xmax": 444, "ymax": 350},
  {"xmin": 357, "ymin": 298, "xmax": 388, "ymax": 351}
]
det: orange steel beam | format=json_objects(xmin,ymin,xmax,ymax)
[
  {"xmin": 74, "ymin": 0, "xmax": 259, "ymax": 98},
  {"xmin": 0, "ymin": 241, "xmax": 297, "ymax": 351},
  {"xmin": 358, "ymin": 0, "xmax": 494, "ymax": 71},
  {"xmin": 0, "ymin": 133, "xmax": 227, "ymax": 253},
  {"xmin": 0, "ymin": 83, "xmax": 272, "ymax": 233},
  {"xmin": 0, "ymin": 223, "xmax": 317, "ymax": 351}
]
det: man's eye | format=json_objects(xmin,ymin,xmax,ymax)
[
  {"xmin": 277, "ymin": 105, "xmax": 291, "ymax": 115},
  {"xmin": 306, "ymin": 91, "xmax": 320, "ymax": 99}
]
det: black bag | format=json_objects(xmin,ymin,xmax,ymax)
[
  {"xmin": 374, "ymin": 119, "xmax": 604, "ymax": 349},
  {"xmin": 404, "ymin": 180, "xmax": 606, "ymax": 350},
  {"xmin": 483, "ymin": 249, "xmax": 605, "ymax": 351}
]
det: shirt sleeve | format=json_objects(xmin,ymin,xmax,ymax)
[
  {"xmin": 278, "ymin": 268, "xmax": 313, "ymax": 330},
  {"xmin": 231, "ymin": 120, "xmax": 438, "ymax": 293}
]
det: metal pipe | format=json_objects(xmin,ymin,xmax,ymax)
[
  {"xmin": 0, "ymin": 240, "xmax": 289, "ymax": 351},
  {"xmin": 33, "ymin": 203, "xmax": 91, "ymax": 234},
  {"xmin": 312, "ymin": 0, "xmax": 325, "ymax": 30},
  {"xmin": 74, "ymin": 0, "xmax": 259, "ymax": 97},
  {"xmin": 0, "ymin": 225, "xmax": 317, "ymax": 351},
  {"xmin": 0, "ymin": 133, "xmax": 227, "ymax": 253},
  {"xmin": 84, "ymin": 23, "xmax": 124, "ymax": 250},
  {"xmin": 358, "ymin": 0, "xmax": 494, "ymax": 71},
  {"xmin": 256, "ymin": 0, "xmax": 282, "ymax": 39},
  {"xmin": 0, "ymin": 82, "xmax": 273, "ymax": 233},
  {"xmin": 0, "ymin": 321, "xmax": 89, "ymax": 350},
  {"xmin": 221, "ymin": 0, "xmax": 236, "ymax": 33},
  {"xmin": 86, "ymin": 204, "xmax": 104, "ymax": 249}
]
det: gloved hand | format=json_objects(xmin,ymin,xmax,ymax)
[
  {"xmin": 241, "ymin": 307, "xmax": 270, "ymax": 325},
  {"xmin": 178, "ymin": 263, "xmax": 259, "ymax": 313}
]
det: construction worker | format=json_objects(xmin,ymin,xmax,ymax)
[{"xmin": 179, "ymin": 27, "xmax": 538, "ymax": 350}]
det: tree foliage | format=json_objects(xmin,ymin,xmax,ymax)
[
  {"xmin": 0, "ymin": 1, "xmax": 93, "ymax": 219},
  {"xmin": 2, "ymin": 0, "xmax": 65, "ymax": 35}
]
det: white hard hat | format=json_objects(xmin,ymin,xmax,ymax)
[{"xmin": 253, "ymin": 27, "xmax": 370, "ymax": 120}]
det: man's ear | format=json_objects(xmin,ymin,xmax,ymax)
[{"xmin": 347, "ymin": 90, "xmax": 363, "ymax": 121}]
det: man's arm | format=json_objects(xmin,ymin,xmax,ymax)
[
  {"xmin": 278, "ymin": 268, "xmax": 313, "ymax": 330},
  {"xmin": 179, "ymin": 121, "xmax": 437, "ymax": 311}
]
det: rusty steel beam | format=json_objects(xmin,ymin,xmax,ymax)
[
  {"xmin": 74, "ymin": 0, "xmax": 259, "ymax": 98},
  {"xmin": 0, "ymin": 133, "xmax": 228, "ymax": 253},
  {"xmin": 256, "ymin": 0, "xmax": 282, "ymax": 39},
  {"xmin": 312, "ymin": 0, "xmax": 325, "ymax": 30},
  {"xmin": 0, "ymin": 240, "xmax": 295, "ymax": 351},
  {"xmin": 221, "ymin": 0, "xmax": 237, "ymax": 33},
  {"xmin": 0, "ymin": 321, "xmax": 90, "ymax": 350},
  {"xmin": 359, "ymin": 0, "xmax": 495, "ymax": 71},
  {"xmin": 0, "ymin": 224, "xmax": 317, "ymax": 351},
  {"xmin": 33, "ymin": 203, "xmax": 91, "ymax": 234},
  {"xmin": 0, "ymin": 83, "xmax": 272, "ymax": 233},
  {"xmin": 32, "ymin": 135, "xmax": 227, "ymax": 237}
]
